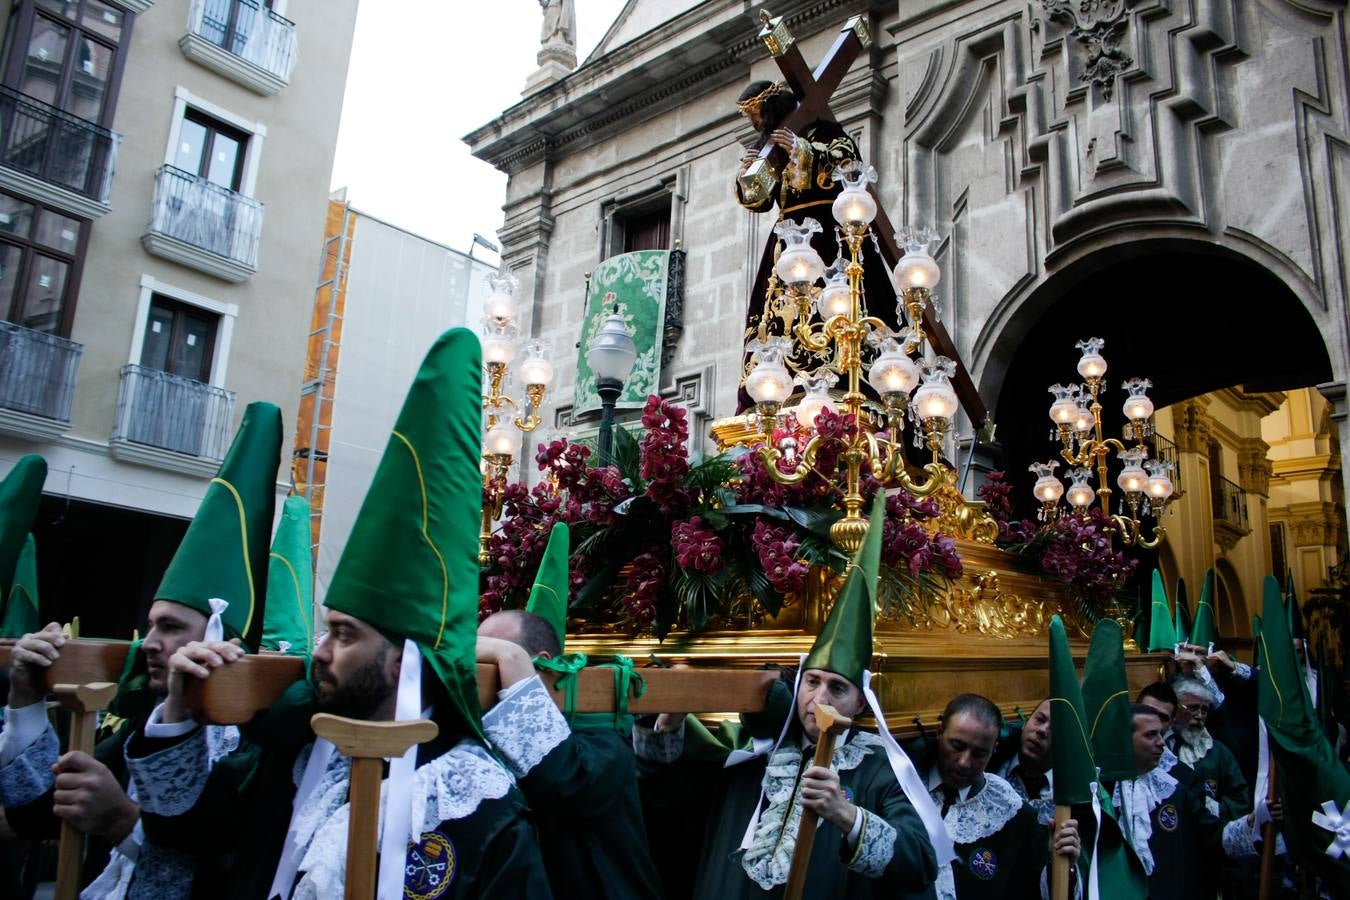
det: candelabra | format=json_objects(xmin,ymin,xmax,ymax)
[
  {"xmin": 479, "ymin": 273, "xmax": 555, "ymax": 564},
  {"xmin": 1030, "ymin": 338, "xmax": 1175, "ymax": 548},
  {"xmin": 741, "ymin": 162, "xmax": 963, "ymax": 552}
]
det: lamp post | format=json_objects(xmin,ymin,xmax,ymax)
[{"xmin": 585, "ymin": 305, "xmax": 638, "ymax": 466}]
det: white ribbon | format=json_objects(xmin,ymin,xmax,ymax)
[
  {"xmin": 737, "ymin": 655, "xmax": 806, "ymax": 851},
  {"xmin": 376, "ymin": 639, "xmax": 423, "ymax": 900},
  {"xmin": 861, "ymin": 670, "xmax": 956, "ymax": 866},
  {"xmin": 1253, "ymin": 720, "xmax": 1272, "ymax": 828},
  {"xmin": 1311, "ymin": 800, "xmax": 1350, "ymax": 859},
  {"xmin": 1087, "ymin": 781, "xmax": 1102, "ymax": 900},
  {"xmin": 204, "ymin": 598, "xmax": 228, "ymax": 643},
  {"xmin": 268, "ymin": 740, "xmax": 337, "ymax": 899},
  {"xmin": 277, "ymin": 640, "xmax": 292, "ymax": 655}
]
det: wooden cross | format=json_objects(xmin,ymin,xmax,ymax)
[
  {"xmin": 51, "ymin": 681, "xmax": 119, "ymax": 900},
  {"xmin": 784, "ymin": 702, "xmax": 852, "ymax": 900},
  {"xmin": 747, "ymin": 10, "xmax": 988, "ymax": 425}
]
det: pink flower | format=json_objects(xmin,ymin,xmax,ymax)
[{"xmin": 672, "ymin": 516, "xmax": 725, "ymax": 574}]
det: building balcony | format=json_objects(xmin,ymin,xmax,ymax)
[
  {"xmin": 0, "ymin": 86, "xmax": 120, "ymax": 219},
  {"xmin": 0, "ymin": 320, "xmax": 81, "ymax": 440},
  {"xmin": 142, "ymin": 165, "xmax": 264, "ymax": 282},
  {"xmin": 110, "ymin": 364, "xmax": 235, "ymax": 476},
  {"xmin": 1212, "ymin": 475, "xmax": 1251, "ymax": 549},
  {"xmin": 180, "ymin": 0, "xmax": 298, "ymax": 95}
]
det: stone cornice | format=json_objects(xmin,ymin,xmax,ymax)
[{"xmin": 464, "ymin": 0, "xmax": 888, "ymax": 174}]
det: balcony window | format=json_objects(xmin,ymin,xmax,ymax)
[
  {"xmin": 0, "ymin": 2, "xmax": 128, "ymax": 216},
  {"xmin": 112, "ymin": 364, "xmax": 235, "ymax": 463},
  {"xmin": 0, "ymin": 190, "xmax": 85, "ymax": 336},
  {"xmin": 0, "ymin": 320, "xmax": 82, "ymax": 437},
  {"xmin": 143, "ymin": 164, "xmax": 263, "ymax": 282},
  {"xmin": 181, "ymin": 0, "xmax": 298, "ymax": 95}
]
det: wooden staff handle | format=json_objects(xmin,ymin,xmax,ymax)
[
  {"xmin": 1258, "ymin": 762, "xmax": 1279, "ymax": 900},
  {"xmin": 1051, "ymin": 804, "xmax": 1072, "ymax": 900},
  {"xmin": 51, "ymin": 682, "xmax": 118, "ymax": 900},
  {"xmin": 310, "ymin": 713, "xmax": 439, "ymax": 900},
  {"xmin": 784, "ymin": 704, "xmax": 852, "ymax": 900}
]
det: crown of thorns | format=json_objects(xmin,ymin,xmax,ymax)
[{"xmin": 736, "ymin": 81, "xmax": 789, "ymax": 114}]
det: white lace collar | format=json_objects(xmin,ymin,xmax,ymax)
[
  {"xmin": 290, "ymin": 739, "xmax": 514, "ymax": 900},
  {"xmin": 936, "ymin": 773, "xmax": 1025, "ymax": 844},
  {"xmin": 1112, "ymin": 765, "xmax": 1178, "ymax": 875},
  {"xmin": 741, "ymin": 731, "xmax": 883, "ymax": 889}
]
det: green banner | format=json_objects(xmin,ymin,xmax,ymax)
[{"xmin": 574, "ymin": 250, "xmax": 669, "ymax": 416}]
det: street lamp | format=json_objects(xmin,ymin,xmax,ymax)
[{"xmin": 586, "ymin": 305, "xmax": 637, "ymax": 465}]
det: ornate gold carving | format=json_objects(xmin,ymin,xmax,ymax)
[
  {"xmin": 757, "ymin": 10, "xmax": 794, "ymax": 57},
  {"xmin": 1171, "ymin": 399, "xmax": 1213, "ymax": 453},
  {"xmin": 928, "ymin": 481, "xmax": 1000, "ymax": 544},
  {"xmin": 841, "ymin": 15, "xmax": 870, "ymax": 49},
  {"xmin": 881, "ymin": 569, "xmax": 1055, "ymax": 639}
]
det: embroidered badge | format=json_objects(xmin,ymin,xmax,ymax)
[
  {"xmin": 405, "ymin": 831, "xmax": 456, "ymax": 900},
  {"xmin": 968, "ymin": 847, "xmax": 998, "ymax": 880},
  {"xmin": 1204, "ymin": 778, "xmax": 1218, "ymax": 798},
  {"xmin": 841, "ymin": 786, "xmax": 855, "ymax": 803},
  {"xmin": 1158, "ymin": 804, "xmax": 1179, "ymax": 832}
]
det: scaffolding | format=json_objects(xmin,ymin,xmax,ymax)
[{"xmin": 292, "ymin": 199, "xmax": 356, "ymax": 560}]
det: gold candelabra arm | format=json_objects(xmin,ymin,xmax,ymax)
[
  {"xmin": 1110, "ymin": 513, "xmax": 1166, "ymax": 549},
  {"xmin": 511, "ymin": 383, "xmax": 547, "ymax": 432},
  {"xmin": 794, "ymin": 319, "xmax": 833, "ymax": 353},
  {"xmin": 478, "ymin": 454, "xmax": 512, "ymax": 566},
  {"xmin": 756, "ymin": 434, "xmax": 823, "ymax": 486}
]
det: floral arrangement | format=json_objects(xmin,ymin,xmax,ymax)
[
  {"xmin": 978, "ymin": 470, "xmax": 1138, "ymax": 619},
  {"xmin": 480, "ymin": 395, "xmax": 964, "ymax": 638}
]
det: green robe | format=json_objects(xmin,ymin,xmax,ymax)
[
  {"xmin": 931, "ymin": 774, "xmax": 1046, "ymax": 899},
  {"xmin": 124, "ymin": 681, "xmax": 554, "ymax": 899},
  {"xmin": 1182, "ymin": 737, "xmax": 1251, "ymax": 821},
  {"xmin": 481, "ymin": 676, "xmax": 661, "ymax": 900},
  {"xmin": 1131, "ymin": 761, "xmax": 1225, "ymax": 900},
  {"xmin": 638, "ymin": 724, "xmax": 938, "ymax": 900}
]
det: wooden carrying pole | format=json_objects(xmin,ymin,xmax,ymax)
[
  {"xmin": 51, "ymin": 682, "xmax": 118, "ymax": 900},
  {"xmin": 783, "ymin": 703, "xmax": 852, "ymax": 900},
  {"xmin": 1051, "ymin": 804, "xmax": 1072, "ymax": 900},
  {"xmin": 310, "ymin": 713, "xmax": 438, "ymax": 900},
  {"xmin": 1258, "ymin": 762, "xmax": 1279, "ymax": 900}
]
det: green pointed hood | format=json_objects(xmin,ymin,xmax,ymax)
[
  {"xmin": 1190, "ymin": 568, "xmax": 1218, "ymax": 647},
  {"xmin": 262, "ymin": 495, "xmax": 315, "ymax": 656},
  {"xmin": 1048, "ymin": 615, "xmax": 1096, "ymax": 805},
  {"xmin": 0, "ymin": 454, "xmax": 46, "ymax": 600},
  {"xmin": 324, "ymin": 329, "xmax": 485, "ymax": 740},
  {"xmin": 1257, "ymin": 574, "xmax": 1350, "ymax": 892},
  {"xmin": 1082, "ymin": 619, "xmax": 1137, "ymax": 781},
  {"xmin": 803, "ymin": 496, "xmax": 884, "ymax": 688},
  {"xmin": 1285, "ymin": 572, "xmax": 1307, "ymax": 642},
  {"xmin": 154, "ymin": 402, "xmax": 282, "ymax": 648},
  {"xmin": 0, "ymin": 534, "xmax": 39, "ymax": 638},
  {"xmin": 1146, "ymin": 569, "xmax": 1177, "ymax": 651},
  {"xmin": 1174, "ymin": 577, "xmax": 1192, "ymax": 644},
  {"xmin": 525, "ymin": 522, "xmax": 570, "ymax": 652}
]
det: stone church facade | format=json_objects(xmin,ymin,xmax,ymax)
[{"xmin": 466, "ymin": 0, "xmax": 1350, "ymax": 623}]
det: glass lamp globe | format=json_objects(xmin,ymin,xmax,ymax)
[
  {"xmin": 793, "ymin": 373, "xmax": 838, "ymax": 429},
  {"xmin": 484, "ymin": 421, "xmax": 522, "ymax": 458},
  {"xmin": 483, "ymin": 272, "xmax": 518, "ymax": 322},
  {"xmin": 830, "ymin": 163, "xmax": 879, "ymax": 228},
  {"xmin": 1145, "ymin": 460, "xmax": 1175, "ymax": 501},
  {"xmin": 1071, "ymin": 405, "xmax": 1095, "ymax": 435},
  {"xmin": 913, "ymin": 357, "xmax": 959, "ymax": 421},
  {"xmin": 773, "ymin": 218, "xmax": 826, "ymax": 287},
  {"xmin": 1029, "ymin": 462, "xmax": 1065, "ymax": 504},
  {"xmin": 586, "ymin": 309, "xmax": 638, "ymax": 381},
  {"xmin": 1116, "ymin": 448, "xmax": 1149, "ymax": 494},
  {"xmin": 1065, "ymin": 468, "xmax": 1095, "ymax": 508},
  {"xmin": 746, "ymin": 358, "xmax": 792, "ymax": 405},
  {"xmin": 481, "ymin": 322, "xmax": 519, "ymax": 366},
  {"xmin": 892, "ymin": 230, "xmax": 941, "ymax": 291},
  {"xmin": 1047, "ymin": 384, "xmax": 1079, "ymax": 425},
  {"xmin": 1075, "ymin": 337, "xmax": 1107, "ymax": 379},
  {"xmin": 817, "ymin": 270, "xmax": 851, "ymax": 319},
  {"xmin": 1121, "ymin": 377, "xmax": 1154, "ymax": 421},
  {"xmin": 868, "ymin": 345, "xmax": 920, "ymax": 398},
  {"xmin": 518, "ymin": 339, "xmax": 554, "ymax": 388}
]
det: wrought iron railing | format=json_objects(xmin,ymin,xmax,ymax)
[
  {"xmin": 1212, "ymin": 475, "xmax": 1250, "ymax": 532},
  {"xmin": 0, "ymin": 86, "xmax": 120, "ymax": 204},
  {"xmin": 189, "ymin": 0, "xmax": 298, "ymax": 82},
  {"xmin": 112, "ymin": 364, "xmax": 235, "ymax": 460},
  {"xmin": 1151, "ymin": 432, "xmax": 1182, "ymax": 493},
  {"xmin": 0, "ymin": 321, "xmax": 81, "ymax": 423},
  {"xmin": 147, "ymin": 164, "xmax": 264, "ymax": 269}
]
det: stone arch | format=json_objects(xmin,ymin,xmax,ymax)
[{"xmin": 978, "ymin": 234, "xmax": 1336, "ymax": 506}]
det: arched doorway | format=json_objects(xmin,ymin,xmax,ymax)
[
  {"xmin": 977, "ymin": 238, "xmax": 1335, "ymax": 619},
  {"xmin": 1213, "ymin": 558, "xmax": 1248, "ymax": 639}
]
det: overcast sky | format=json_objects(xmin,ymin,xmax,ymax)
[{"xmin": 329, "ymin": 1, "xmax": 629, "ymax": 258}]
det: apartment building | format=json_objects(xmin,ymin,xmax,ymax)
[{"xmin": 0, "ymin": 0, "xmax": 358, "ymax": 635}]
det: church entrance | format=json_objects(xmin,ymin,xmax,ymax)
[{"xmin": 983, "ymin": 240, "xmax": 1338, "ymax": 636}]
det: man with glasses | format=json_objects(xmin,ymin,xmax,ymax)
[{"xmin": 1169, "ymin": 677, "xmax": 1251, "ymax": 821}]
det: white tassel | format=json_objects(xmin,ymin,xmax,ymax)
[{"xmin": 204, "ymin": 598, "xmax": 228, "ymax": 643}]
